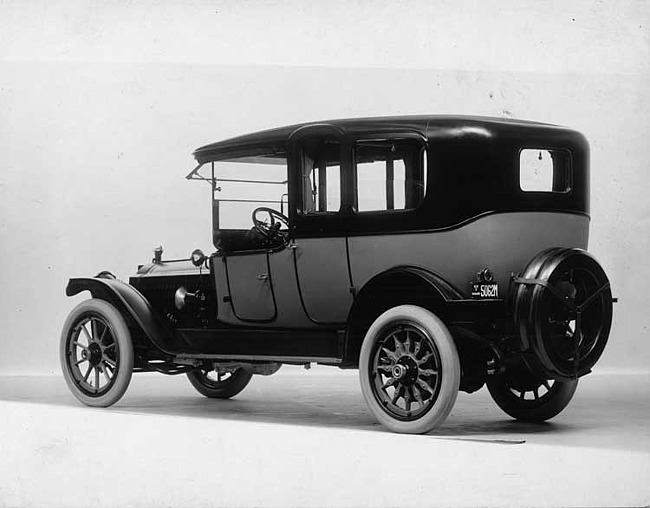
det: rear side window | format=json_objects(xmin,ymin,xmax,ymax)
[
  {"xmin": 354, "ymin": 139, "xmax": 427, "ymax": 212},
  {"xmin": 520, "ymin": 149, "xmax": 571, "ymax": 193}
]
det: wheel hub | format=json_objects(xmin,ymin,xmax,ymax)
[
  {"xmin": 87, "ymin": 343, "xmax": 103, "ymax": 366},
  {"xmin": 394, "ymin": 357, "xmax": 419, "ymax": 386},
  {"xmin": 391, "ymin": 364, "xmax": 407, "ymax": 379}
]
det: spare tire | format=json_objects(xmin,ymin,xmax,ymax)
[{"xmin": 513, "ymin": 248, "xmax": 613, "ymax": 379}]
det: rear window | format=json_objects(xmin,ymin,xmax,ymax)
[{"xmin": 519, "ymin": 149, "xmax": 571, "ymax": 193}]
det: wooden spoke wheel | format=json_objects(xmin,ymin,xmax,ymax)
[
  {"xmin": 186, "ymin": 368, "xmax": 253, "ymax": 399},
  {"xmin": 359, "ymin": 305, "xmax": 460, "ymax": 434},
  {"xmin": 487, "ymin": 371, "xmax": 578, "ymax": 422},
  {"xmin": 60, "ymin": 299, "xmax": 133, "ymax": 407}
]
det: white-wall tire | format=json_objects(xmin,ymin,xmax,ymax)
[
  {"xmin": 359, "ymin": 305, "xmax": 460, "ymax": 434},
  {"xmin": 60, "ymin": 299, "xmax": 134, "ymax": 407}
]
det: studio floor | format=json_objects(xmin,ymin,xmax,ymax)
[{"xmin": 0, "ymin": 368, "xmax": 648, "ymax": 508}]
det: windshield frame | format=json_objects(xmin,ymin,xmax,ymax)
[{"xmin": 187, "ymin": 157, "xmax": 289, "ymax": 232}]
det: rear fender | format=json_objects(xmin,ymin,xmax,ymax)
[
  {"xmin": 343, "ymin": 266, "xmax": 463, "ymax": 366},
  {"xmin": 66, "ymin": 277, "xmax": 177, "ymax": 354}
]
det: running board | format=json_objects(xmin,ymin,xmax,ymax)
[
  {"xmin": 174, "ymin": 327, "xmax": 345, "ymax": 362},
  {"xmin": 174, "ymin": 353, "xmax": 342, "ymax": 365}
]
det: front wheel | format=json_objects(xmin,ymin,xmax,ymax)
[
  {"xmin": 186, "ymin": 368, "xmax": 253, "ymax": 399},
  {"xmin": 487, "ymin": 372, "xmax": 578, "ymax": 422},
  {"xmin": 359, "ymin": 305, "xmax": 461, "ymax": 434},
  {"xmin": 60, "ymin": 299, "xmax": 134, "ymax": 407}
]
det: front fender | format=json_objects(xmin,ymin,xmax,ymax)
[{"xmin": 66, "ymin": 277, "xmax": 178, "ymax": 355}]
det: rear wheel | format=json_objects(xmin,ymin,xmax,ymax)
[
  {"xmin": 359, "ymin": 305, "xmax": 461, "ymax": 434},
  {"xmin": 186, "ymin": 368, "xmax": 253, "ymax": 399},
  {"xmin": 60, "ymin": 299, "xmax": 134, "ymax": 407},
  {"xmin": 487, "ymin": 372, "xmax": 578, "ymax": 421}
]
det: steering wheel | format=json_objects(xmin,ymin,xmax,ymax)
[{"xmin": 252, "ymin": 207, "xmax": 289, "ymax": 241}]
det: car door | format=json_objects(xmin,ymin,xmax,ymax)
[
  {"xmin": 288, "ymin": 127, "xmax": 354, "ymax": 324},
  {"xmin": 224, "ymin": 251, "xmax": 276, "ymax": 322}
]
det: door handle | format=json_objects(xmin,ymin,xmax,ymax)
[{"xmin": 256, "ymin": 273, "xmax": 269, "ymax": 281}]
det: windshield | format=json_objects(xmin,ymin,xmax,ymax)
[{"xmin": 188, "ymin": 156, "xmax": 288, "ymax": 230}]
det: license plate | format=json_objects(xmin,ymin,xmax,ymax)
[{"xmin": 471, "ymin": 283, "xmax": 499, "ymax": 299}]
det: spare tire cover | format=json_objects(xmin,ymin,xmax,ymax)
[{"xmin": 514, "ymin": 248, "xmax": 613, "ymax": 379}]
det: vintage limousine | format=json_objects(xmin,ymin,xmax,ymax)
[{"xmin": 60, "ymin": 116, "xmax": 614, "ymax": 433}]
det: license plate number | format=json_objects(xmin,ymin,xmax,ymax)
[{"xmin": 471, "ymin": 283, "xmax": 499, "ymax": 299}]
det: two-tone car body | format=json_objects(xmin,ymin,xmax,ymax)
[{"xmin": 60, "ymin": 116, "xmax": 614, "ymax": 433}]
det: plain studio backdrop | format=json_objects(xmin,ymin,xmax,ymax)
[{"xmin": 0, "ymin": 0, "xmax": 648, "ymax": 375}]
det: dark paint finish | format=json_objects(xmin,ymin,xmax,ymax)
[
  {"xmin": 176, "ymin": 327, "xmax": 343, "ymax": 362},
  {"xmin": 193, "ymin": 115, "xmax": 559, "ymax": 163},
  {"xmin": 66, "ymin": 277, "xmax": 178, "ymax": 355},
  {"xmin": 69, "ymin": 276, "xmax": 345, "ymax": 362},
  {"xmin": 195, "ymin": 116, "xmax": 588, "ymax": 238}
]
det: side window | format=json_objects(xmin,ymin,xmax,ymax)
[
  {"xmin": 301, "ymin": 139, "xmax": 341, "ymax": 213},
  {"xmin": 354, "ymin": 139, "xmax": 426, "ymax": 212},
  {"xmin": 520, "ymin": 149, "xmax": 571, "ymax": 193}
]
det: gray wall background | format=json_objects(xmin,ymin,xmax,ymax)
[{"xmin": 1, "ymin": 0, "xmax": 648, "ymax": 374}]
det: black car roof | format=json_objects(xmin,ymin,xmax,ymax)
[{"xmin": 192, "ymin": 115, "xmax": 574, "ymax": 163}]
